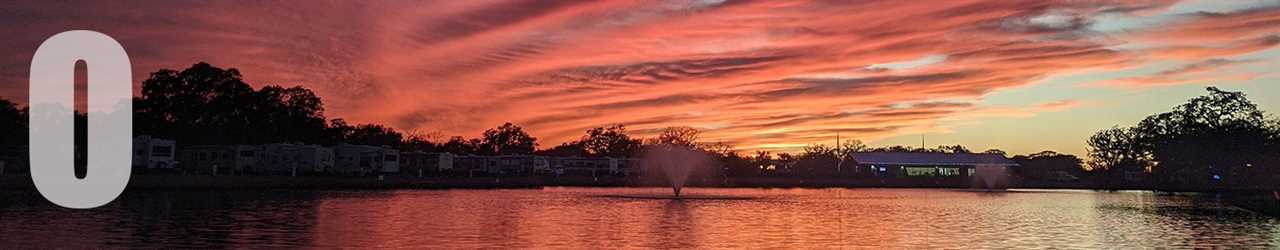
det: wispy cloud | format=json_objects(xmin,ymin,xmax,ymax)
[{"xmin": 1092, "ymin": 58, "xmax": 1260, "ymax": 87}]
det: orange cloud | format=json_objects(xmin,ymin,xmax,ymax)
[
  {"xmin": 1146, "ymin": 36, "xmax": 1280, "ymax": 59},
  {"xmin": 1140, "ymin": 5, "xmax": 1280, "ymax": 43},
  {"xmin": 1092, "ymin": 59, "xmax": 1259, "ymax": 87}
]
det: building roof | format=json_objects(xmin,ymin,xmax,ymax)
[{"xmin": 849, "ymin": 152, "xmax": 1019, "ymax": 167}]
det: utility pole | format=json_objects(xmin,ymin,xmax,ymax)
[{"xmin": 836, "ymin": 131, "xmax": 843, "ymax": 173}]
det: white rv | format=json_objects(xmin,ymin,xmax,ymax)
[
  {"xmin": 331, "ymin": 144, "xmax": 386, "ymax": 176},
  {"xmin": 380, "ymin": 147, "xmax": 400, "ymax": 174},
  {"xmin": 257, "ymin": 144, "xmax": 300, "ymax": 175},
  {"xmin": 437, "ymin": 153, "xmax": 453, "ymax": 172},
  {"xmin": 296, "ymin": 145, "xmax": 335, "ymax": 174},
  {"xmin": 133, "ymin": 136, "xmax": 178, "ymax": 169},
  {"xmin": 232, "ymin": 145, "xmax": 259, "ymax": 173},
  {"xmin": 257, "ymin": 144, "xmax": 333, "ymax": 175}
]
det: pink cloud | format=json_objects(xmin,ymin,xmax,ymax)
[{"xmin": 1091, "ymin": 59, "xmax": 1259, "ymax": 87}]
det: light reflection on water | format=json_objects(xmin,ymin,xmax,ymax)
[{"xmin": 0, "ymin": 188, "xmax": 1276, "ymax": 248}]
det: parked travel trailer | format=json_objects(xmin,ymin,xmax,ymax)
[
  {"xmin": 437, "ymin": 153, "xmax": 453, "ymax": 172},
  {"xmin": 380, "ymin": 147, "xmax": 399, "ymax": 174},
  {"xmin": 492, "ymin": 155, "xmax": 549, "ymax": 176},
  {"xmin": 296, "ymin": 145, "xmax": 335, "ymax": 174},
  {"xmin": 133, "ymin": 136, "xmax": 178, "ymax": 170},
  {"xmin": 400, "ymin": 151, "xmax": 429, "ymax": 176},
  {"xmin": 256, "ymin": 144, "xmax": 333, "ymax": 176},
  {"xmin": 231, "ymin": 145, "xmax": 259, "ymax": 173},
  {"xmin": 179, "ymin": 145, "xmax": 261, "ymax": 175},
  {"xmin": 549, "ymin": 157, "xmax": 630, "ymax": 177},
  {"xmin": 331, "ymin": 144, "xmax": 386, "ymax": 176},
  {"xmin": 450, "ymin": 155, "xmax": 498, "ymax": 176},
  {"xmin": 400, "ymin": 152, "xmax": 455, "ymax": 177},
  {"xmin": 256, "ymin": 144, "xmax": 298, "ymax": 175},
  {"xmin": 181, "ymin": 145, "xmax": 233, "ymax": 175},
  {"xmin": 616, "ymin": 158, "xmax": 640, "ymax": 176}
]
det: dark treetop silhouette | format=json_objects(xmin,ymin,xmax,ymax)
[{"xmin": 1088, "ymin": 87, "xmax": 1280, "ymax": 190}]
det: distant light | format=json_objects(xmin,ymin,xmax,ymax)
[
  {"xmin": 879, "ymin": 167, "xmax": 887, "ymax": 172},
  {"xmin": 1213, "ymin": 175, "xmax": 1222, "ymax": 180}
]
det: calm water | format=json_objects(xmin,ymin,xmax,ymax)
[{"xmin": 0, "ymin": 188, "xmax": 1277, "ymax": 249}]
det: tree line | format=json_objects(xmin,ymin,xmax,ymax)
[{"xmin": 1087, "ymin": 87, "xmax": 1280, "ymax": 189}]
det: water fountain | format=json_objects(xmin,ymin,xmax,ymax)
[
  {"xmin": 971, "ymin": 164, "xmax": 1010, "ymax": 190},
  {"xmin": 640, "ymin": 144, "xmax": 711, "ymax": 197}
]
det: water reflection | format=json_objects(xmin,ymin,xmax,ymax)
[{"xmin": 0, "ymin": 188, "xmax": 1276, "ymax": 248}]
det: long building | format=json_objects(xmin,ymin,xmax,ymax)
[{"xmin": 848, "ymin": 152, "xmax": 1018, "ymax": 188}]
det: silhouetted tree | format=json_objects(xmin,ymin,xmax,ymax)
[
  {"xmin": 1087, "ymin": 126, "xmax": 1149, "ymax": 173},
  {"xmin": 796, "ymin": 144, "xmax": 839, "ymax": 177},
  {"xmin": 480, "ymin": 123, "xmax": 537, "ymax": 155},
  {"xmin": 936, "ymin": 144, "xmax": 971, "ymax": 154},
  {"xmin": 1088, "ymin": 87, "xmax": 1275, "ymax": 189},
  {"xmin": 579, "ymin": 125, "xmax": 642, "ymax": 157},
  {"xmin": 440, "ymin": 136, "xmax": 481, "ymax": 155},
  {"xmin": 536, "ymin": 141, "xmax": 588, "ymax": 157},
  {"xmin": 1011, "ymin": 151, "xmax": 1085, "ymax": 182},
  {"xmin": 1265, "ymin": 119, "xmax": 1280, "ymax": 179},
  {"xmin": 720, "ymin": 151, "xmax": 756, "ymax": 177},
  {"xmin": 254, "ymin": 85, "xmax": 327, "ymax": 143},
  {"xmin": 868, "ymin": 145, "xmax": 931, "ymax": 153},
  {"xmin": 837, "ymin": 139, "xmax": 868, "ymax": 156},
  {"xmin": 0, "ymin": 99, "xmax": 26, "ymax": 146},
  {"xmin": 651, "ymin": 126, "xmax": 700, "ymax": 147},
  {"xmin": 348, "ymin": 125, "xmax": 403, "ymax": 147},
  {"xmin": 1139, "ymin": 87, "xmax": 1268, "ymax": 186},
  {"xmin": 983, "ymin": 149, "xmax": 1008, "ymax": 156},
  {"xmin": 776, "ymin": 152, "xmax": 797, "ymax": 175},
  {"xmin": 134, "ymin": 62, "xmax": 327, "ymax": 145},
  {"xmin": 751, "ymin": 150, "xmax": 774, "ymax": 175},
  {"xmin": 702, "ymin": 141, "xmax": 736, "ymax": 157},
  {"xmin": 401, "ymin": 132, "xmax": 440, "ymax": 152}
]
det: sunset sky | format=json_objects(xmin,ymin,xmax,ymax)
[{"xmin": 3, "ymin": 0, "xmax": 1280, "ymax": 156}]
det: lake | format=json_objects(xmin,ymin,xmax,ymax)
[{"xmin": 0, "ymin": 188, "xmax": 1277, "ymax": 248}]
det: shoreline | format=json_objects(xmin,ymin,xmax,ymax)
[{"xmin": 1, "ymin": 174, "xmax": 1273, "ymax": 192}]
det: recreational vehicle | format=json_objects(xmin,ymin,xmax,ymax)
[
  {"xmin": 493, "ymin": 155, "xmax": 548, "ymax": 176},
  {"xmin": 331, "ymin": 144, "xmax": 386, "ymax": 176},
  {"xmin": 400, "ymin": 151, "xmax": 455, "ymax": 177},
  {"xmin": 133, "ymin": 136, "xmax": 178, "ymax": 170},
  {"xmin": 296, "ymin": 145, "xmax": 335, "ymax": 174},
  {"xmin": 549, "ymin": 157, "xmax": 628, "ymax": 177},
  {"xmin": 182, "ymin": 145, "xmax": 231, "ymax": 175},
  {"xmin": 257, "ymin": 144, "xmax": 333, "ymax": 176},
  {"xmin": 380, "ymin": 147, "xmax": 399, "ymax": 174}
]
